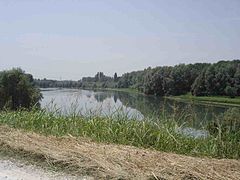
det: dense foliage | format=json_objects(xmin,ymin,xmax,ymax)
[
  {"xmin": 191, "ymin": 60, "xmax": 240, "ymax": 97},
  {"xmin": 82, "ymin": 72, "xmax": 117, "ymax": 88},
  {"xmin": 120, "ymin": 60, "xmax": 240, "ymax": 97},
  {"xmin": 35, "ymin": 72, "xmax": 118, "ymax": 89},
  {"xmin": 35, "ymin": 60, "xmax": 240, "ymax": 97},
  {"xmin": 118, "ymin": 63, "xmax": 211, "ymax": 96},
  {"xmin": 34, "ymin": 78, "xmax": 82, "ymax": 88},
  {"xmin": 0, "ymin": 68, "xmax": 42, "ymax": 110}
]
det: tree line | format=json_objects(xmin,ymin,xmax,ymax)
[
  {"xmin": 1, "ymin": 60, "xmax": 239, "ymax": 111},
  {"xmin": 119, "ymin": 60, "xmax": 240, "ymax": 97},
  {"xmin": 35, "ymin": 72, "xmax": 119, "ymax": 89},
  {"xmin": 35, "ymin": 60, "xmax": 240, "ymax": 98},
  {"xmin": 35, "ymin": 78, "xmax": 82, "ymax": 88}
]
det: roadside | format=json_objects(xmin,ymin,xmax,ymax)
[
  {"xmin": 0, "ymin": 158, "xmax": 85, "ymax": 180},
  {"xmin": 0, "ymin": 125, "xmax": 239, "ymax": 180}
]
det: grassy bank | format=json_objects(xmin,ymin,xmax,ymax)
[
  {"xmin": 90, "ymin": 87, "xmax": 240, "ymax": 107},
  {"xmin": 104, "ymin": 88, "xmax": 240, "ymax": 107},
  {"xmin": 103, "ymin": 88, "xmax": 141, "ymax": 94},
  {"xmin": 1, "ymin": 125, "xmax": 239, "ymax": 179},
  {"xmin": 0, "ymin": 109, "xmax": 239, "ymax": 159},
  {"xmin": 167, "ymin": 94, "xmax": 240, "ymax": 107}
]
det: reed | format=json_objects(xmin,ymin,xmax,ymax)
[{"xmin": 0, "ymin": 107, "xmax": 239, "ymax": 159}]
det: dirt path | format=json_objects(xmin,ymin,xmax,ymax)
[
  {"xmin": 0, "ymin": 158, "xmax": 85, "ymax": 180},
  {"xmin": 0, "ymin": 125, "xmax": 239, "ymax": 180}
]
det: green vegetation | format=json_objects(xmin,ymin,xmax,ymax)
[
  {"xmin": 35, "ymin": 60, "xmax": 240, "ymax": 99},
  {"xmin": 119, "ymin": 60, "xmax": 240, "ymax": 97},
  {"xmin": 208, "ymin": 108, "xmax": 240, "ymax": 134},
  {"xmin": 34, "ymin": 72, "xmax": 117, "ymax": 89},
  {"xmin": 0, "ymin": 108, "xmax": 239, "ymax": 159},
  {"xmin": 191, "ymin": 60, "xmax": 240, "ymax": 97},
  {"xmin": 95, "ymin": 87, "xmax": 141, "ymax": 94},
  {"xmin": 34, "ymin": 78, "xmax": 81, "ymax": 88},
  {"xmin": 1, "ymin": 65, "xmax": 239, "ymax": 161},
  {"xmin": 0, "ymin": 68, "xmax": 42, "ymax": 110},
  {"xmin": 168, "ymin": 94, "xmax": 240, "ymax": 107}
]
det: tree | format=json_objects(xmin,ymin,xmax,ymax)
[
  {"xmin": 225, "ymin": 86, "xmax": 237, "ymax": 98},
  {"xmin": 93, "ymin": 83, "xmax": 97, "ymax": 89},
  {"xmin": 152, "ymin": 71, "xmax": 164, "ymax": 96},
  {"xmin": 234, "ymin": 64, "xmax": 240, "ymax": 96},
  {"xmin": 114, "ymin": 73, "xmax": 118, "ymax": 82},
  {"xmin": 143, "ymin": 70, "xmax": 154, "ymax": 95},
  {"xmin": 191, "ymin": 69, "xmax": 207, "ymax": 96},
  {"xmin": 191, "ymin": 60, "xmax": 240, "ymax": 97},
  {"xmin": 95, "ymin": 72, "xmax": 104, "ymax": 82},
  {"xmin": 0, "ymin": 68, "xmax": 42, "ymax": 110}
]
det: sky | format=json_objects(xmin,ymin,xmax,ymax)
[{"xmin": 1, "ymin": 0, "xmax": 240, "ymax": 80}]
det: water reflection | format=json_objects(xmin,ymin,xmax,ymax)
[
  {"xmin": 41, "ymin": 88, "xmax": 230, "ymax": 128},
  {"xmin": 41, "ymin": 89, "xmax": 144, "ymax": 119}
]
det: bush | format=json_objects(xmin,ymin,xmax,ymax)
[
  {"xmin": 225, "ymin": 86, "xmax": 237, "ymax": 98},
  {"xmin": 0, "ymin": 68, "xmax": 42, "ymax": 110}
]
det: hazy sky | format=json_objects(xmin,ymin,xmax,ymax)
[{"xmin": 1, "ymin": 0, "xmax": 240, "ymax": 80}]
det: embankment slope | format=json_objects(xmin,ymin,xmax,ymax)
[{"xmin": 0, "ymin": 125, "xmax": 239, "ymax": 180}]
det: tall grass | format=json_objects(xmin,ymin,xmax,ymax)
[{"xmin": 0, "ymin": 108, "xmax": 239, "ymax": 159}]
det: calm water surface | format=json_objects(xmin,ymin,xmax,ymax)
[{"xmin": 41, "ymin": 88, "xmax": 230, "ymax": 130}]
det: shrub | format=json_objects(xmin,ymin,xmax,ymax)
[{"xmin": 0, "ymin": 68, "xmax": 42, "ymax": 110}]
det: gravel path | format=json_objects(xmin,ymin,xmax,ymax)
[{"xmin": 0, "ymin": 158, "xmax": 90, "ymax": 180}]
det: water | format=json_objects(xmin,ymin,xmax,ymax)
[
  {"xmin": 41, "ymin": 88, "xmax": 230, "ymax": 129},
  {"xmin": 41, "ymin": 88, "xmax": 144, "ymax": 119}
]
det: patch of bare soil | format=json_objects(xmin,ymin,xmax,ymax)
[{"xmin": 0, "ymin": 125, "xmax": 239, "ymax": 180}]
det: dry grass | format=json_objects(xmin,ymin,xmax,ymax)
[
  {"xmin": 1, "ymin": 109, "xmax": 240, "ymax": 159},
  {"xmin": 0, "ymin": 125, "xmax": 240, "ymax": 179}
]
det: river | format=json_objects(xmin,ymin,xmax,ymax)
[{"xmin": 41, "ymin": 88, "xmax": 230, "ymax": 129}]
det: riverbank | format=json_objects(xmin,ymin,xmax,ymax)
[
  {"xmin": 167, "ymin": 94, "xmax": 240, "ymax": 107},
  {"xmin": 0, "ymin": 125, "xmax": 239, "ymax": 179},
  {"xmin": 84, "ymin": 87, "xmax": 143, "ymax": 95},
  {"xmin": 0, "ymin": 109, "xmax": 239, "ymax": 159},
  {"xmin": 84, "ymin": 87, "xmax": 240, "ymax": 107},
  {"xmin": 40, "ymin": 87, "xmax": 240, "ymax": 107},
  {"xmin": 106, "ymin": 88, "xmax": 240, "ymax": 107}
]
